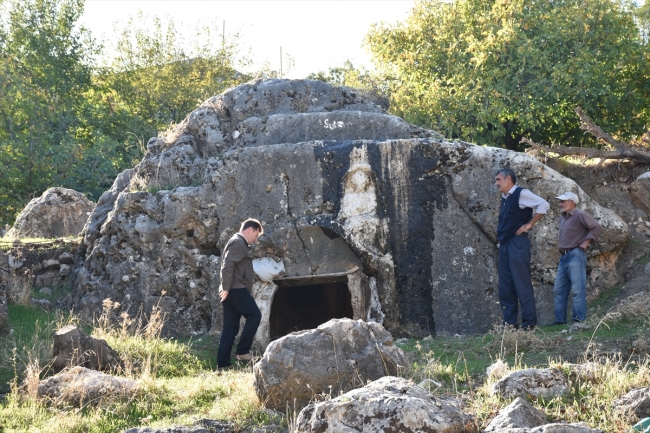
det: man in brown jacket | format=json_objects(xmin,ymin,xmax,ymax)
[{"xmin": 217, "ymin": 218, "xmax": 263, "ymax": 369}]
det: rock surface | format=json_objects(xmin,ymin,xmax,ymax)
[
  {"xmin": 491, "ymin": 368, "xmax": 568, "ymax": 399},
  {"xmin": 122, "ymin": 420, "xmax": 235, "ymax": 433},
  {"xmin": 51, "ymin": 325, "xmax": 122, "ymax": 372},
  {"xmin": 37, "ymin": 366, "xmax": 138, "ymax": 407},
  {"xmin": 253, "ymin": 318, "xmax": 404, "ymax": 411},
  {"xmin": 6, "ymin": 187, "xmax": 95, "ymax": 239},
  {"xmin": 71, "ymin": 79, "xmax": 629, "ymax": 340},
  {"xmin": 614, "ymin": 386, "xmax": 650, "ymax": 421},
  {"xmin": 631, "ymin": 171, "xmax": 650, "ymax": 216},
  {"xmin": 484, "ymin": 397, "xmax": 548, "ymax": 432},
  {"xmin": 294, "ymin": 376, "xmax": 468, "ymax": 432}
]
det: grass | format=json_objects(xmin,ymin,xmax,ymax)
[
  {"xmin": 0, "ymin": 236, "xmax": 81, "ymax": 250},
  {"xmin": 0, "ymin": 294, "xmax": 649, "ymax": 432}
]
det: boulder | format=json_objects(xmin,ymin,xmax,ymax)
[
  {"xmin": 484, "ymin": 397, "xmax": 548, "ymax": 432},
  {"xmin": 6, "ymin": 187, "xmax": 95, "ymax": 239},
  {"xmin": 37, "ymin": 366, "xmax": 138, "ymax": 407},
  {"xmin": 121, "ymin": 420, "xmax": 235, "ymax": 433},
  {"xmin": 631, "ymin": 171, "xmax": 650, "ymax": 216},
  {"xmin": 491, "ymin": 368, "xmax": 568, "ymax": 399},
  {"xmin": 614, "ymin": 386, "xmax": 650, "ymax": 421},
  {"xmin": 253, "ymin": 318, "xmax": 404, "ymax": 411},
  {"xmin": 294, "ymin": 376, "xmax": 468, "ymax": 432},
  {"xmin": 72, "ymin": 79, "xmax": 629, "ymax": 341},
  {"xmin": 51, "ymin": 325, "xmax": 122, "ymax": 372}
]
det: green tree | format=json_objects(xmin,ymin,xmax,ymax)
[
  {"xmin": 0, "ymin": 0, "xmax": 96, "ymax": 225},
  {"xmin": 366, "ymin": 0, "xmax": 649, "ymax": 150},
  {"xmin": 99, "ymin": 13, "xmax": 251, "ymax": 145}
]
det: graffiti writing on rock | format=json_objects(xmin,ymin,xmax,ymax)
[{"xmin": 323, "ymin": 119, "xmax": 345, "ymax": 130}]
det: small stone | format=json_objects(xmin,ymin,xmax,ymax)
[
  {"xmin": 122, "ymin": 275, "xmax": 129, "ymax": 282},
  {"xmin": 39, "ymin": 287, "xmax": 52, "ymax": 296}
]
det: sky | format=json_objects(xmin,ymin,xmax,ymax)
[{"xmin": 79, "ymin": 0, "xmax": 416, "ymax": 78}]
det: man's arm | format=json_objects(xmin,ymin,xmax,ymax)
[
  {"xmin": 219, "ymin": 238, "xmax": 246, "ymax": 301},
  {"xmin": 515, "ymin": 189, "xmax": 549, "ymax": 234},
  {"xmin": 579, "ymin": 212, "xmax": 603, "ymax": 250}
]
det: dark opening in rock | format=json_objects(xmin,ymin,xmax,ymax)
[{"xmin": 270, "ymin": 277, "xmax": 354, "ymax": 341}]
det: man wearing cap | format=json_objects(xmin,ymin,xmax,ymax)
[
  {"xmin": 495, "ymin": 168, "xmax": 550, "ymax": 330},
  {"xmin": 553, "ymin": 192, "xmax": 602, "ymax": 324}
]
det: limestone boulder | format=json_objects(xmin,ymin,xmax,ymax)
[
  {"xmin": 37, "ymin": 366, "xmax": 138, "ymax": 407},
  {"xmin": 631, "ymin": 171, "xmax": 650, "ymax": 216},
  {"xmin": 614, "ymin": 386, "xmax": 650, "ymax": 421},
  {"xmin": 72, "ymin": 79, "xmax": 629, "ymax": 341},
  {"xmin": 6, "ymin": 187, "xmax": 95, "ymax": 239},
  {"xmin": 484, "ymin": 397, "xmax": 548, "ymax": 432},
  {"xmin": 253, "ymin": 318, "xmax": 404, "ymax": 411},
  {"xmin": 51, "ymin": 325, "xmax": 122, "ymax": 372},
  {"xmin": 491, "ymin": 368, "xmax": 568, "ymax": 399},
  {"xmin": 294, "ymin": 376, "xmax": 468, "ymax": 432}
]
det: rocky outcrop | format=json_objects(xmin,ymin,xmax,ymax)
[
  {"xmin": 491, "ymin": 368, "xmax": 568, "ymax": 399},
  {"xmin": 37, "ymin": 366, "xmax": 138, "ymax": 407},
  {"xmin": 72, "ymin": 79, "xmax": 629, "ymax": 341},
  {"xmin": 484, "ymin": 397, "xmax": 549, "ymax": 432},
  {"xmin": 615, "ymin": 386, "xmax": 650, "ymax": 421},
  {"xmin": 253, "ymin": 318, "xmax": 404, "ymax": 411},
  {"xmin": 6, "ymin": 187, "xmax": 95, "ymax": 239},
  {"xmin": 51, "ymin": 325, "xmax": 122, "ymax": 372},
  {"xmin": 631, "ymin": 171, "xmax": 650, "ymax": 216},
  {"xmin": 294, "ymin": 376, "xmax": 468, "ymax": 432}
]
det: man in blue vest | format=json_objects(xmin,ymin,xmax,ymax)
[{"xmin": 495, "ymin": 168, "xmax": 549, "ymax": 330}]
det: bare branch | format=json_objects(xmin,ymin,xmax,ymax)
[
  {"xmin": 574, "ymin": 106, "xmax": 627, "ymax": 152},
  {"xmin": 520, "ymin": 109, "xmax": 650, "ymax": 165}
]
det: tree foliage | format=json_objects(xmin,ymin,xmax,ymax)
[
  {"xmin": 0, "ymin": 2, "xmax": 251, "ymax": 226},
  {"xmin": 0, "ymin": 0, "xmax": 96, "ymax": 225},
  {"xmin": 365, "ymin": 0, "xmax": 649, "ymax": 150},
  {"xmin": 98, "ymin": 13, "xmax": 251, "ymax": 146}
]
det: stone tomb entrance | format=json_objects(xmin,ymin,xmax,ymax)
[
  {"xmin": 252, "ymin": 268, "xmax": 373, "ymax": 349},
  {"xmin": 269, "ymin": 273, "xmax": 354, "ymax": 341}
]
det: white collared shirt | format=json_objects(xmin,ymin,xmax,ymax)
[{"xmin": 502, "ymin": 185, "xmax": 550, "ymax": 214}]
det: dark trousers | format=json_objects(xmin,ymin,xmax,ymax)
[
  {"xmin": 498, "ymin": 235, "xmax": 537, "ymax": 328},
  {"xmin": 217, "ymin": 288, "xmax": 262, "ymax": 368}
]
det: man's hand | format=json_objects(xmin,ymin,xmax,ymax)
[
  {"xmin": 579, "ymin": 240, "xmax": 591, "ymax": 251},
  {"xmin": 515, "ymin": 223, "xmax": 532, "ymax": 235},
  {"xmin": 219, "ymin": 289, "xmax": 229, "ymax": 302}
]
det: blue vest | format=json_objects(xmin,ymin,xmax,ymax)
[{"xmin": 497, "ymin": 186, "xmax": 533, "ymax": 243}]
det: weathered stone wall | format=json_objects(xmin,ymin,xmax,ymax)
[{"xmin": 71, "ymin": 79, "xmax": 629, "ymax": 340}]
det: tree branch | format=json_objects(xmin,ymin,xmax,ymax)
[{"xmin": 520, "ymin": 108, "xmax": 650, "ymax": 165}]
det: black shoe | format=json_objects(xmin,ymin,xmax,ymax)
[
  {"xmin": 552, "ymin": 322, "xmax": 566, "ymax": 326},
  {"xmin": 522, "ymin": 325, "xmax": 536, "ymax": 332}
]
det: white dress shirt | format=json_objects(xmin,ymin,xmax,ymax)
[{"xmin": 502, "ymin": 185, "xmax": 550, "ymax": 214}]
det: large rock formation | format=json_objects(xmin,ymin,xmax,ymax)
[
  {"xmin": 6, "ymin": 187, "xmax": 95, "ymax": 239},
  {"xmin": 72, "ymin": 79, "xmax": 629, "ymax": 342}
]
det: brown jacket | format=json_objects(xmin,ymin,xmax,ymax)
[{"xmin": 219, "ymin": 233, "xmax": 254, "ymax": 292}]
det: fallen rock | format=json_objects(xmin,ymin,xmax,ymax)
[
  {"xmin": 614, "ymin": 386, "xmax": 650, "ymax": 421},
  {"xmin": 484, "ymin": 397, "xmax": 548, "ymax": 432},
  {"xmin": 122, "ymin": 420, "xmax": 235, "ymax": 433},
  {"xmin": 51, "ymin": 325, "xmax": 122, "ymax": 372},
  {"xmin": 491, "ymin": 368, "xmax": 568, "ymax": 399},
  {"xmin": 631, "ymin": 171, "xmax": 650, "ymax": 216},
  {"xmin": 6, "ymin": 187, "xmax": 95, "ymax": 239},
  {"xmin": 37, "ymin": 366, "xmax": 138, "ymax": 407},
  {"xmin": 253, "ymin": 318, "xmax": 404, "ymax": 411},
  {"xmin": 294, "ymin": 376, "xmax": 467, "ymax": 433}
]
